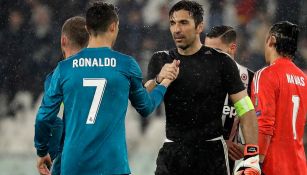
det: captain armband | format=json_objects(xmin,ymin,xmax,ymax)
[{"xmin": 234, "ymin": 96, "xmax": 254, "ymax": 117}]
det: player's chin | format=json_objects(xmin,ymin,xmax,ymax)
[
  {"xmin": 175, "ymin": 41, "xmax": 185, "ymax": 48},
  {"xmin": 177, "ymin": 43, "xmax": 189, "ymax": 50}
]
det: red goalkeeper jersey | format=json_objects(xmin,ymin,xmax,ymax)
[{"xmin": 251, "ymin": 58, "xmax": 307, "ymax": 175}]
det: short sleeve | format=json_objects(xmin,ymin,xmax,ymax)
[
  {"xmin": 147, "ymin": 52, "xmax": 167, "ymax": 81},
  {"xmin": 221, "ymin": 54, "xmax": 245, "ymax": 95}
]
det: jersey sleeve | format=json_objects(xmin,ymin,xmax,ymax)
[
  {"xmin": 44, "ymin": 72, "xmax": 52, "ymax": 92},
  {"xmin": 251, "ymin": 68, "xmax": 278, "ymax": 155},
  {"xmin": 221, "ymin": 54, "xmax": 245, "ymax": 95},
  {"xmin": 129, "ymin": 58, "xmax": 166, "ymax": 117},
  {"xmin": 34, "ymin": 64, "xmax": 63, "ymax": 157},
  {"xmin": 251, "ymin": 69, "xmax": 278, "ymax": 136},
  {"xmin": 147, "ymin": 52, "xmax": 166, "ymax": 81}
]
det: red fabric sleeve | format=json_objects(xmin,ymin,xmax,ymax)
[
  {"xmin": 258, "ymin": 132, "xmax": 272, "ymax": 156},
  {"xmin": 251, "ymin": 68, "xmax": 278, "ymax": 155}
]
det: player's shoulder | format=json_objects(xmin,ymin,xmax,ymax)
[
  {"xmin": 45, "ymin": 70, "xmax": 54, "ymax": 81},
  {"xmin": 152, "ymin": 49, "xmax": 175, "ymax": 59},
  {"xmin": 44, "ymin": 70, "xmax": 54, "ymax": 90},
  {"xmin": 236, "ymin": 62, "xmax": 254, "ymax": 74},
  {"xmin": 203, "ymin": 46, "xmax": 234, "ymax": 62},
  {"xmin": 111, "ymin": 49, "xmax": 134, "ymax": 60},
  {"xmin": 203, "ymin": 46, "xmax": 228, "ymax": 56},
  {"xmin": 253, "ymin": 66, "xmax": 274, "ymax": 84},
  {"xmin": 259, "ymin": 62, "xmax": 283, "ymax": 77}
]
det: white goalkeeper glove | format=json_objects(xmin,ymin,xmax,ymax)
[{"xmin": 234, "ymin": 144, "xmax": 261, "ymax": 175}]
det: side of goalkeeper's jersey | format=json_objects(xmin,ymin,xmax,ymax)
[
  {"xmin": 35, "ymin": 47, "xmax": 166, "ymax": 175},
  {"xmin": 251, "ymin": 58, "xmax": 307, "ymax": 175}
]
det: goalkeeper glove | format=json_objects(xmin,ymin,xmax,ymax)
[{"xmin": 234, "ymin": 144, "xmax": 261, "ymax": 175}]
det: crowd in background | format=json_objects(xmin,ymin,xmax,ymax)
[{"xmin": 0, "ymin": 0, "xmax": 307, "ymax": 122}]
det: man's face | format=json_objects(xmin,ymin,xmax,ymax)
[
  {"xmin": 169, "ymin": 10, "xmax": 199, "ymax": 50},
  {"xmin": 112, "ymin": 21, "xmax": 119, "ymax": 47},
  {"xmin": 264, "ymin": 32, "xmax": 272, "ymax": 64},
  {"xmin": 205, "ymin": 37, "xmax": 229, "ymax": 53}
]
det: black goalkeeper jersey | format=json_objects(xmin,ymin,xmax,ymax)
[{"xmin": 147, "ymin": 46, "xmax": 245, "ymax": 142}]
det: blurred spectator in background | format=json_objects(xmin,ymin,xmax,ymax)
[
  {"xmin": 115, "ymin": 0, "xmax": 145, "ymax": 61},
  {"xmin": 0, "ymin": 8, "xmax": 28, "ymax": 116},
  {"xmin": 207, "ymin": 0, "xmax": 225, "ymax": 28},
  {"xmin": 275, "ymin": 0, "xmax": 302, "ymax": 24},
  {"xmin": 25, "ymin": 4, "xmax": 59, "ymax": 103}
]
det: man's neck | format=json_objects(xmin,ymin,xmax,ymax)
[
  {"xmin": 64, "ymin": 47, "xmax": 81, "ymax": 59},
  {"xmin": 87, "ymin": 34, "xmax": 113, "ymax": 48},
  {"xmin": 269, "ymin": 51, "xmax": 282, "ymax": 65},
  {"xmin": 177, "ymin": 39, "xmax": 202, "ymax": 56}
]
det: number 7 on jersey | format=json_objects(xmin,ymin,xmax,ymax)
[{"xmin": 83, "ymin": 78, "xmax": 107, "ymax": 124}]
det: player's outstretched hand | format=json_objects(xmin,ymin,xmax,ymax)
[
  {"xmin": 157, "ymin": 59, "xmax": 180, "ymax": 83},
  {"xmin": 234, "ymin": 144, "xmax": 261, "ymax": 175},
  {"xmin": 37, "ymin": 154, "xmax": 52, "ymax": 175},
  {"xmin": 160, "ymin": 60, "xmax": 180, "ymax": 87},
  {"xmin": 226, "ymin": 140, "xmax": 244, "ymax": 160}
]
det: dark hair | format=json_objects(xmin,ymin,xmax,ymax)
[
  {"xmin": 62, "ymin": 16, "xmax": 89, "ymax": 48},
  {"xmin": 86, "ymin": 1, "xmax": 118, "ymax": 36},
  {"xmin": 206, "ymin": 25, "xmax": 236, "ymax": 44},
  {"xmin": 169, "ymin": 0, "xmax": 204, "ymax": 27},
  {"xmin": 269, "ymin": 21, "xmax": 299, "ymax": 58}
]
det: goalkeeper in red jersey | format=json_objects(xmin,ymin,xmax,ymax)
[{"xmin": 251, "ymin": 21, "xmax": 307, "ymax": 175}]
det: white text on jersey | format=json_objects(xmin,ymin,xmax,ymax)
[
  {"xmin": 286, "ymin": 74, "xmax": 305, "ymax": 86},
  {"xmin": 223, "ymin": 106, "xmax": 237, "ymax": 118},
  {"xmin": 73, "ymin": 58, "xmax": 117, "ymax": 68}
]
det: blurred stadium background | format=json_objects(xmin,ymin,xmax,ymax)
[{"xmin": 0, "ymin": 0, "xmax": 307, "ymax": 174}]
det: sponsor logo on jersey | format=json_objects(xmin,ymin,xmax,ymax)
[
  {"xmin": 256, "ymin": 110, "xmax": 261, "ymax": 117},
  {"xmin": 223, "ymin": 105, "xmax": 237, "ymax": 118},
  {"xmin": 241, "ymin": 73, "xmax": 248, "ymax": 81}
]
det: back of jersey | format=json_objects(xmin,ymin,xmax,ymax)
[
  {"xmin": 276, "ymin": 60, "xmax": 307, "ymax": 143},
  {"xmin": 253, "ymin": 58, "xmax": 307, "ymax": 175},
  {"xmin": 53, "ymin": 47, "xmax": 137, "ymax": 174}
]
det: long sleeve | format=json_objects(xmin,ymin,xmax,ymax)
[
  {"xmin": 34, "ymin": 64, "xmax": 63, "ymax": 157},
  {"xmin": 251, "ymin": 68, "xmax": 278, "ymax": 156},
  {"xmin": 252, "ymin": 68, "xmax": 278, "ymax": 136},
  {"xmin": 129, "ymin": 58, "xmax": 166, "ymax": 117}
]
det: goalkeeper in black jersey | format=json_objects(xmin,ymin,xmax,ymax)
[{"xmin": 146, "ymin": 1, "xmax": 261, "ymax": 175}]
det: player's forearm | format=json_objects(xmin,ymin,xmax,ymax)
[
  {"xmin": 258, "ymin": 132, "xmax": 272, "ymax": 163},
  {"xmin": 240, "ymin": 110, "xmax": 258, "ymax": 145},
  {"xmin": 34, "ymin": 102, "xmax": 62, "ymax": 156},
  {"xmin": 34, "ymin": 121, "xmax": 52, "ymax": 157},
  {"xmin": 130, "ymin": 77, "xmax": 167, "ymax": 117},
  {"xmin": 144, "ymin": 79, "xmax": 157, "ymax": 92}
]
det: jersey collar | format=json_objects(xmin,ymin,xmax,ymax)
[{"xmin": 271, "ymin": 57, "xmax": 292, "ymax": 65}]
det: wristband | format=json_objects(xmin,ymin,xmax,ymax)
[{"xmin": 155, "ymin": 76, "xmax": 161, "ymax": 85}]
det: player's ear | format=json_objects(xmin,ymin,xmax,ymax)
[
  {"xmin": 229, "ymin": 42, "xmax": 237, "ymax": 54},
  {"xmin": 269, "ymin": 35, "xmax": 277, "ymax": 47},
  {"xmin": 109, "ymin": 22, "xmax": 116, "ymax": 33},
  {"xmin": 61, "ymin": 35, "xmax": 68, "ymax": 48},
  {"xmin": 196, "ymin": 22, "xmax": 204, "ymax": 34},
  {"xmin": 85, "ymin": 25, "xmax": 91, "ymax": 36}
]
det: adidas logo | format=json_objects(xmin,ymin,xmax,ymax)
[{"xmin": 205, "ymin": 51, "xmax": 212, "ymax": 54}]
